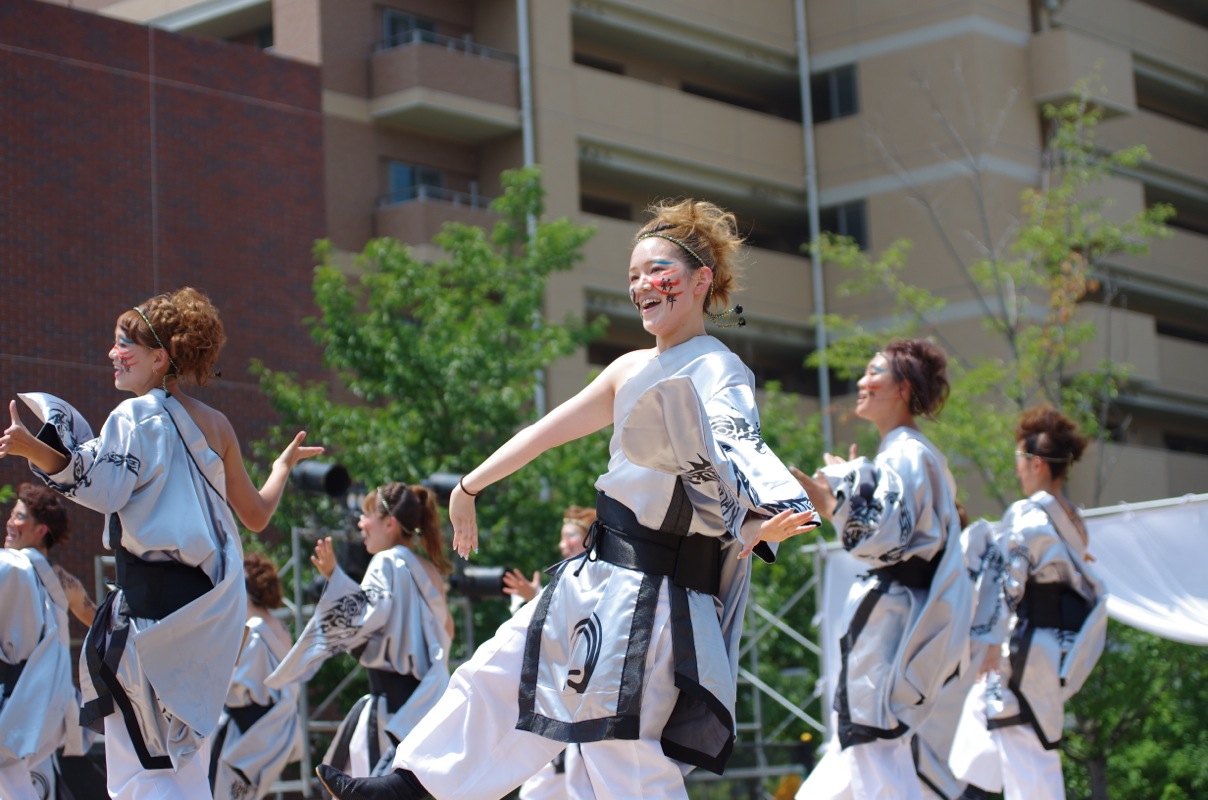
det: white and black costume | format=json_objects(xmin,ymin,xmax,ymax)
[
  {"xmin": 390, "ymin": 335, "xmax": 816, "ymax": 800},
  {"xmin": 267, "ymin": 544, "xmax": 452, "ymax": 781},
  {"xmin": 0, "ymin": 548, "xmax": 74, "ymax": 800},
  {"xmin": 798, "ymin": 427, "xmax": 972, "ymax": 800},
  {"xmin": 22, "ymin": 389, "xmax": 246, "ymax": 797},
  {"xmin": 210, "ymin": 614, "xmax": 303, "ymax": 800},
  {"xmin": 952, "ymin": 491, "xmax": 1106, "ymax": 799},
  {"xmin": 23, "ymin": 548, "xmax": 96, "ymax": 800}
]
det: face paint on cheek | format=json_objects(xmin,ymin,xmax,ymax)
[
  {"xmin": 656, "ymin": 276, "xmax": 683, "ymax": 306},
  {"xmin": 118, "ymin": 353, "xmax": 138, "ymax": 373}
]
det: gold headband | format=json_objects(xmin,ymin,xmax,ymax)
[
  {"xmin": 133, "ymin": 306, "xmax": 181, "ymax": 377},
  {"xmin": 562, "ymin": 518, "xmax": 591, "ymax": 534},
  {"xmin": 636, "ymin": 231, "xmax": 706, "ymax": 267}
]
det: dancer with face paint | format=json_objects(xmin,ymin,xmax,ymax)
[
  {"xmin": 264, "ymin": 482, "xmax": 454, "ymax": 785},
  {"xmin": 315, "ymin": 199, "xmax": 820, "ymax": 800},
  {"xmin": 0, "ymin": 287, "xmax": 323, "ymax": 799},
  {"xmin": 793, "ymin": 340, "xmax": 973, "ymax": 800}
]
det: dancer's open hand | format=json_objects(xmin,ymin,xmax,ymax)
[{"xmin": 311, "ymin": 536, "xmax": 337, "ymax": 580}]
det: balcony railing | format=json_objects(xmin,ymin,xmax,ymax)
[
  {"xmin": 372, "ymin": 29, "xmax": 518, "ymax": 65},
  {"xmin": 377, "ymin": 185, "xmax": 494, "ymax": 209}
]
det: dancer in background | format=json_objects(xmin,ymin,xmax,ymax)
[
  {"xmin": 5, "ymin": 483, "xmax": 99, "ymax": 797},
  {"xmin": 317, "ymin": 198, "xmax": 820, "ymax": 800},
  {"xmin": 0, "ymin": 532, "xmax": 73, "ymax": 799},
  {"xmin": 5, "ymin": 483, "xmax": 96, "ymax": 628},
  {"xmin": 951, "ymin": 407, "xmax": 1106, "ymax": 800},
  {"xmin": 501, "ymin": 504, "xmax": 595, "ymax": 606},
  {"xmin": 267, "ymin": 482, "xmax": 454, "ymax": 784},
  {"xmin": 794, "ymin": 339, "xmax": 972, "ymax": 800},
  {"xmin": 210, "ymin": 552, "xmax": 303, "ymax": 800},
  {"xmin": 0, "ymin": 286, "xmax": 322, "ymax": 799}
]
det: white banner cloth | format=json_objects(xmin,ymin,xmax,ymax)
[{"xmin": 1083, "ymin": 493, "xmax": 1208, "ymax": 646}]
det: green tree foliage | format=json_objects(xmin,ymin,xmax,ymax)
[
  {"xmin": 1064, "ymin": 621, "xmax": 1208, "ymax": 800},
  {"xmin": 251, "ymin": 165, "xmax": 608, "ymax": 654},
  {"xmin": 804, "ymin": 84, "xmax": 1194, "ymax": 799}
]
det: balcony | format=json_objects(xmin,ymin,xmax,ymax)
[
  {"xmin": 1101, "ymin": 229, "xmax": 1208, "ymax": 304},
  {"xmin": 1029, "ymin": 27, "xmax": 1136, "ymax": 116},
  {"xmin": 374, "ymin": 187, "xmax": 499, "ymax": 246},
  {"xmin": 369, "ymin": 31, "xmax": 521, "ymax": 143},
  {"xmin": 1157, "ymin": 334, "xmax": 1208, "ymax": 399}
]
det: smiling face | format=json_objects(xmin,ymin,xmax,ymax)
[
  {"xmin": 854, "ymin": 353, "xmax": 909, "ymax": 428},
  {"xmin": 558, "ymin": 521, "xmax": 587, "ymax": 559},
  {"xmin": 5, "ymin": 500, "xmax": 46, "ymax": 550},
  {"xmin": 357, "ymin": 508, "xmax": 405, "ymax": 555},
  {"xmin": 109, "ymin": 325, "xmax": 165, "ymax": 395},
  {"xmin": 628, "ymin": 237, "xmax": 710, "ymax": 348}
]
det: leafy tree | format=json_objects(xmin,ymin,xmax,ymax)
[
  {"xmin": 813, "ymin": 83, "xmax": 1170, "ymax": 511},
  {"xmin": 1064, "ymin": 621, "xmax": 1208, "ymax": 800},
  {"xmin": 251, "ymin": 164, "xmax": 608, "ymax": 652},
  {"xmin": 804, "ymin": 80, "xmax": 1187, "ymax": 800}
]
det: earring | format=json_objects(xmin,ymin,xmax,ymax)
[{"xmin": 704, "ymin": 283, "xmax": 746, "ymax": 328}]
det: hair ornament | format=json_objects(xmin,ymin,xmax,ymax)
[
  {"xmin": 133, "ymin": 306, "xmax": 181, "ymax": 381},
  {"xmin": 636, "ymin": 231, "xmax": 706, "ymax": 268},
  {"xmin": 704, "ymin": 283, "xmax": 746, "ymax": 328},
  {"xmin": 563, "ymin": 517, "xmax": 591, "ymax": 534}
]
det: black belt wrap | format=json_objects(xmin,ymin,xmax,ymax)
[
  {"xmin": 226, "ymin": 701, "xmax": 273, "ymax": 735},
  {"xmin": 366, "ymin": 668, "xmax": 421, "ymax": 714},
  {"xmin": 115, "ymin": 543, "xmax": 213, "ymax": 620},
  {"xmin": 0, "ymin": 659, "xmax": 27, "ymax": 699},
  {"xmin": 871, "ymin": 551, "xmax": 941, "ymax": 590},
  {"xmin": 592, "ymin": 492, "xmax": 720, "ymax": 596},
  {"xmin": 1021, "ymin": 581, "xmax": 1090, "ymax": 631}
]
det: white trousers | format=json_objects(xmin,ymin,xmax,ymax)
[
  {"xmin": 993, "ymin": 724, "xmax": 1065, "ymax": 800},
  {"xmin": 796, "ymin": 738, "xmax": 922, "ymax": 800},
  {"xmin": 393, "ymin": 586, "xmax": 686, "ymax": 800},
  {"xmin": 0, "ymin": 759, "xmax": 40, "ymax": 800},
  {"xmin": 105, "ymin": 717, "xmax": 211, "ymax": 799},
  {"xmin": 519, "ymin": 745, "xmax": 587, "ymax": 800}
]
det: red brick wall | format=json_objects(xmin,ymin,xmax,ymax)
[{"xmin": 0, "ymin": 0, "xmax": 326, "ymax": 632}]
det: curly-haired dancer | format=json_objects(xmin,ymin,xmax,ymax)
[
  {"xmin": 1, "ymin": 287, "xmax": 322, "ymax": 799},
  {"xmin": 794, "ymin": 340, "xmax": 973, "ymax": 800},
  {"xmin": 951, "ymin": 407, "xmax": 1106, "ymax": 800}
]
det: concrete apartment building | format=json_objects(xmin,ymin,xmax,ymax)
[{"xmin": 61, "ymin": 0, "xmax": 1208, "ymax": 515}]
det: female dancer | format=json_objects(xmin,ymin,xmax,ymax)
[
  {"xmin": 794, "ymin": 340, "xmax": 972, "ymax": 800},
  {"xmin": 951, "ymin": 407, "xmax": 1106, "ymax": 799},
  {"xmin": 502, "ymin": 503, "xmax": 596, "ymax": 605},
  {"xmin": 5, "ymin": 483, "xmax": 98, "ymax": 796},
  {"xmin": 0, "ymin": 286, "xmax": 321, "ymax": 798},
  {"xmin": 266, "ymin": 482, "xmax": 454, "ymax": 782},
  {"xmin": 317, "ymin": 198, "xmax": 820, "ymax": 800},
  {"xmin": 210, "ymin": 552, "xmax": 304, "ymax": 800}
]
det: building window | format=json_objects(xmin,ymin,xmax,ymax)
[
  {"xmin": 382, "ymin": 9, "xmax": 438, "ymax": 49},
  {"xmin": 820, "ymin": 199, "xmax": 867, "ymax": 249},
  {"xmin": 573, "ymin": 52, "xmax": 625, "ymax": 75},
  {"xmin": 384, "ymin": 162, "xmax": 444, "ymax": 205},
  {"xmin": 811, "ymin": 65, "xmax": 858, "ymax": 123},
  {"xmin": 580, "ymin": 195, "xmax": 631, "ymax": 221}
]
